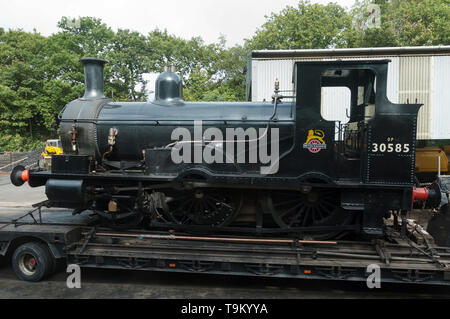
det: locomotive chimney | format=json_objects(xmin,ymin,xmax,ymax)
[{"xmin": 80, "ymin": 57, "xmax": 108, "ymax": 99}]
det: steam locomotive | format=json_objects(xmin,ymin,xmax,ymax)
[{"xmin": 10, "ymin": 57, "xmax": 449, "ymax": 240}]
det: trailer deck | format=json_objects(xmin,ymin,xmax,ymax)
[{"xmin": 1, "ymin": 212, "xmax": 449, "ymax": 285}]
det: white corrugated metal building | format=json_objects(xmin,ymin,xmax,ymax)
[{"xmin": 246, "ymin": 46, "xmax": 450, "ymax": 141}]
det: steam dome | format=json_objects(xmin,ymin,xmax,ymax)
[{"xmin": 154, "ymin": 68, "xmax": 183, "ymax": 106}]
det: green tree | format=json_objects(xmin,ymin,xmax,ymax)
[
  {"xmin": 56, "ymin": 16, "xmax": 115, "ymax": 56},
  {"xmin": 147, "ymin": 29, "xmax": 221, "ymax": 78},
  {"xmin": 0, "ymin": 29, "xmax": 48, "ymax": 150},
  {"xmin": 246, "ymin": 0, "xmax": 353, "ymax": 50},
  {"xmin": 349, "ymin": 0, "xmax": 450, "ymax": 47},
  {"xmin": 146, "ymin": 30, "xmax": 247, "ymax": 102},
  {"xmin": 108, "ymin": 29, "xmax": 154, "ymax": 101},
  {"xmin": 207, "ymin": 42, "xmax": 247, "ymax": 101}
]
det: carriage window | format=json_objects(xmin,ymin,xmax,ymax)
[{"xmin": 320, "ymin": 86, "xmax": 351, "ymax": 124}]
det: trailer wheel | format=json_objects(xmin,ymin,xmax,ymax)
[{"xmin": 11, "ymin": 242, "xmax": 55, "ymax": 282}]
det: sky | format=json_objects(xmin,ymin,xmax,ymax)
[{"xmin": 0, "ymin": 0, "xmax": 355, "ymax": 46}]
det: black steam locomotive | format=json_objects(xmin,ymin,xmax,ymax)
[{"xmin": 11, "ymin": 57, "xmax": 448, "ymax": 239}]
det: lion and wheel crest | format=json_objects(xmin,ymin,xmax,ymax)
[{"xmin": 303, "ymin": 129, "xmax": 327, "ymax": 153}]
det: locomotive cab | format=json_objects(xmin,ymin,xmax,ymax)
[{"xmin": 294, "ymin": 60, "xmax": 420, "ymax": 185}]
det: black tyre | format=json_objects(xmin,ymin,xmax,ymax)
[{"xmin": 11, "ymin": 242, "xmax": 55, "ymax": 282}]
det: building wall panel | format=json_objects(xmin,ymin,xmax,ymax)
[
  {"xmin": 251, "ymin": 60, "xmax": 294, "ymax": 102},
  {"xmin": 432, "ymin": 56, "xmax": 450, "ymax": 140},
  {"xmin": 399, "ymin": 56, "xmax": 431, "ymax": 140}
]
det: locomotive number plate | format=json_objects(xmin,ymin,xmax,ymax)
[{"xmin": 371, "ymin": 143, "xmax": 410, "ymax": 153}]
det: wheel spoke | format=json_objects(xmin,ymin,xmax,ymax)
[
  {"xmin": 318, "ymin": 203, "xmax": 332, "ymax": 215},
  {"xmin": 167, "ymin": 189, "xmax": 242, "ymax": 226},
  {"xmin": 288, "ymin": 205, "xmax": 306, "ymax": 227},
  {"xmin": 301, "ymin": 207, "xmax": 311, "ymax": 226},
  {"xmin": 274, "ymin": 198, "xmax": 301, "ymax": 208},
  {"xmin": 321, "ymin": 199, "xmax": 337, "ymax": 209},
  {"xmin": 204, "ymin": 197, "xmax": 218, "ymax": 212},
  {"xmin": 279, "ymin": 202, "xmax": 304, "ymax": 219},
  {"xmin": 313, "ymin": 207, "xmax": 324, "ymax": 221}
]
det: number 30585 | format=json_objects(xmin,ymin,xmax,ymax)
[{"xmin": 371, "ymin": 143, "xmax": 410, "ymax": 153}]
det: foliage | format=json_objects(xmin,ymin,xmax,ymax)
[
  {"xmin": 245, "ymin": 0, "xmax": 449, "ymax": 50},
  {"xmin": 0, "ymin": 30, "xmax": 49, "ymax": 145},
  {"xmin": 246, "ymin": 0, "xmax": 353, "ymax": 50},
  {"xmin": 0, "ymin": 134, "xmax": 44, "ymax": 152},
  {"xmin": 348, "ymin": 0, "xmax": 450, "ymax": 47}
]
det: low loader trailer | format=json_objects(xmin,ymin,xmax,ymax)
[{"xmin": 0, "ymin": 206, "xmax": 449, "ymax": 286}]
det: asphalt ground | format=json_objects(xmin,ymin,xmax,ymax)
[
  {"xmin": 1, "ymin": 260, "xmax": 450, "ymax": 299},
  {"xmin": 0, "ymin": 174, "xmax": 449, "ymax": 299}
]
